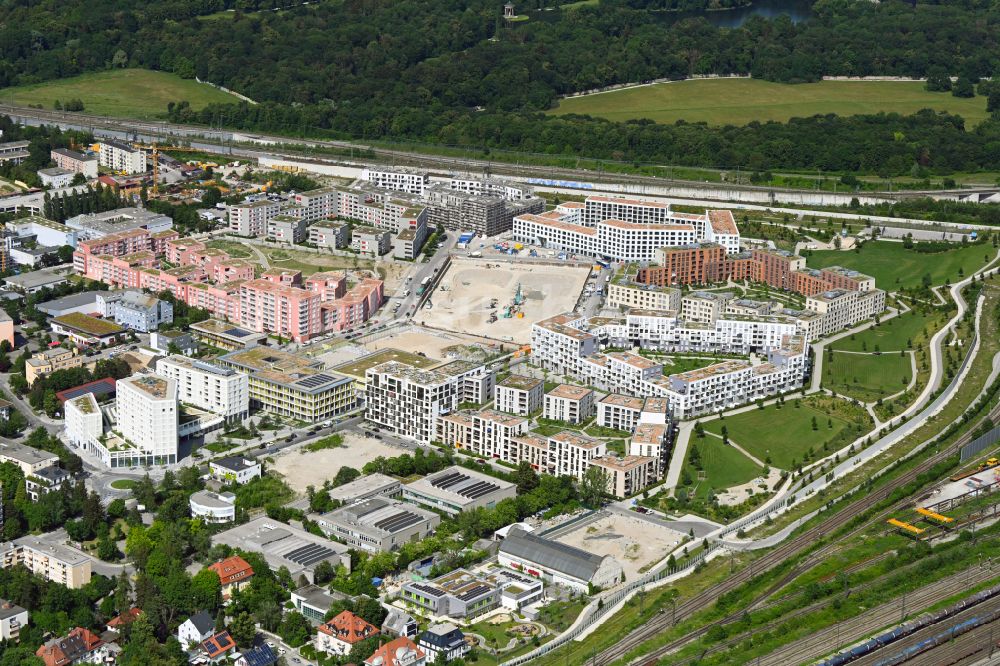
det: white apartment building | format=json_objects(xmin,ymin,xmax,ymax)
[
  {"xmin": 437, "ymin": 409, "xmax": 529, "ymax": 463},
  {"xmin": 532, "ymin": 312, "xmax": 809, "ymax": 420},
  {"xmin": 582, "ymin": 197, "xmax": 741, "ymax": 254},
  {"xmin": 293, "ymin": 188, "xmax": 339, "ymax": 222},
  {"xmin": 64, "ymin": 393, "xmax": 104, "ymax": 454},
  {"xmin": 308, "ymin": 221, "xmax": 350, "ymax": 249},
  {"xmin": 116, "ymin": 374, "xmax": 179, "ymax": 465},
  {"xmin": 448, "ymin": 176, "xmax": 534, "ymax": 201},
  {"xmin": 1, "ymin": 537, "xmax": 92, "ymax": 589},
  {"xmin": 210, "ymin": 457, "xmax": 262, "ymax": 485},
  {"xmin": 804, "ymin": 289, "xmax": 887, "ymax": 338},
  {"xmin": 590, "ymin": 455, "xmax": 657, "ymax": 499},
  {"xmin": 267, "ymin": 215, "xmax": 308, "ymax": 244},
  {"xmin": 581, "ymin": 351, "xmax": 663, "ymax": 396},
  {"xmin": 548, "ymin": 431, "xmax": 607, "ymax": 480},
  {"xmin": 361, "ymin": 168, "xmax": 430, "ymax": 195},
  {"xmin": 155, "ymin": 356, "xmax": 250, "ymax": 422},
  {"xmin": 513, "ymin": 198, "xmax": 741, "ymax": 261},
  {"xmin": 622, "ymin": 309, "xmax": 800, "ymax": 355},
  {"xmin": 629, "ymin": 423, "xmax": 669, "ymax": 468},
  {"xmin": 606, "ymin": 281, "xmax": 682, "ymax": 312},
  {"xmin": 543, "ymin": 385, "xmax": 595, "ymax": 424},
  {"xmin": 530, "ymin": 314, "xmax": 599, "ymax": 376},
  {"xmin": 659, "ymin": 344, "xmax": 808, "ymax": 419},
  {"xmin": 681, "ymin": 292, "xmax": 731, "ymax": 323},
  {"xmin": 229, "ymin": 200, "xmax": 280, "ymax": 237},
  {"xmin": 494, "ymin": 375, "xmax": 544, "ymax": 415},
  {"xmin": 0, "ymin": 600, "xmax": 27, "ymax": 641},
  {"xmin": 366, "ymin": 362, "xmax": 460, "ymax": 444},
  {"xmin": 596, "ymin": 394, "xmax": 645, "ymax": 432},
  {"xmin": 97, "ymin": 140, "xmax": 146, "ymax": 174}
]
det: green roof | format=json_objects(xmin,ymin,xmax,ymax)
[{"xmin": 53, "ymin": 312, "xmax": 124, "ymax": 337}]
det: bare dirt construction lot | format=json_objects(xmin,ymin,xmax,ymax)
[
  {"xmin": 365, "ymin": 326, "xmax": 493, "ymax": 360},
  {"xmin": 555, "ymin": 512, "xmax": 685, "ymax": 580},
  {"xmin": 423, "ymin": 258, "xmax": 590, "ymax": 343},
  {"xmin": 269, "ymin": 431, "xmax": 407, "ymax": 493}
]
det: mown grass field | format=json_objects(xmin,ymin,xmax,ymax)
[
  {"xmin": 548, "ymin": 79, "xmax": 989, "ymax": 126},
  {"xmin": 0, "ymin": 69, "xmax": 240, "ymax": 119},
  {"xmin": 703, "ymin": 402, "xmax": 855, "ymax": 470},
  {"xmin": 835, "ymin": 308, "xmax": 944, "ymax": 353},
  {"xmin": 684, "ymin": 437, "xmax": 762, "ymax": 498},
  {"xmin": 807, "ymin": 241, "xmax": 993, "ymax": 289},
  {"xmin": 823, "ymin": 351, "xmax": 913, "ymax": 402}
]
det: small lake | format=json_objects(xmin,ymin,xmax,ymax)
[{"xmin": 532, "ymin": 0, "xmax": 814, "ymax": 28}]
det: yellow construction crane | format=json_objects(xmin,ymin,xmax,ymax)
[{"xmin": 132, "ymin": 143, "xmax": 204, "ymax": 195}]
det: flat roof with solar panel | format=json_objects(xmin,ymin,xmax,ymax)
[
  {"xmin": 314, "ymin": 497, "xmax": 441, "ymax": 553},
  {"xmin": 403, "ymin": 465, "xmax": 517, "ymax": 515},
  {"xmin": 210, "ymin": 517, "xmax": 350, "ymax": 578},
  {"xmin": 399, "ymin": 568, "xmax": 502, "ymax": 619}
]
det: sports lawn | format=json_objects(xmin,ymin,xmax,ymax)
[
  {"xmin": 684, "ymin": 438, "xmax": 762, "ymax": 498},
  {"xmin": 834, "ymin": 308, "xmax": 944, "ymax": 353},
  {"xmin": 702, "ymin": 401, "xmax": 860, "ymax": 470},
  {"xmin": 807, "ymin": 241, "xmax": 993, "ymax": 290},
  {"xmin": 548, "ymin": 79, "xmax": 989, "ymax": 126},
  {"xmin": 0, "ymin": 69, "xmax": 240, "ymax": 119},
  {"xmin": 823, "ymin": 351, "xmax": 913, "ymax": 402}
]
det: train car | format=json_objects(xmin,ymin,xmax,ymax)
[{"xmin": 818, "ymin": 583, "xmax": 1000, "ymax": 666}]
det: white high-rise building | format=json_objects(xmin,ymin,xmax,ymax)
[
  {"xmin": 360, "ymin": 168, "xmax": 429, "ymax": 195},
  {"xmin": 365, "ymin": 362, "xmax": 460, "ymax": 444},
  {"xmin": 116, "ymin": 374, "xmax": 178, "ymax": 464},
  {"xmin": 97, "ymin": 140, "xmax": 146, "ymax": 174},
  {"xmin": 155, "ymin": 356, "xmax": 249, "ymax": 423},
  {"xmin": 229, "ymin": 200, "xmax": 280, "ymax": 237}
]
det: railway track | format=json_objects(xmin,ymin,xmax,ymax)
[
  {"xmin": 757, "ymin": 565, "xmax": 1000, "ymax": 666},
  {"xmin": 851, "ymin": 598, "xmax": 1000, "ymax": 666},
  {"xmin": 600, "ymin": 398, "xmax": 1000, "ymax": 666},
  {"xmin": 904, "ymin": 616, "xmax": 1000, "ymax": 666},
  {"xmin": 661, "ymin": 546, "xmax": 974, "ymax": 666},
  {"xmin": 0, "ymin": 103, "xmax": 959, "ymax": 203}
]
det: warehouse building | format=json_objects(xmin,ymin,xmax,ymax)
[
  {"xmin": 402, "ymin": 466, "xmax": 517, "ymax": 516},
  {"xmin": 313, "ymin": 497, "xmax": 440, "ymax": 554}
]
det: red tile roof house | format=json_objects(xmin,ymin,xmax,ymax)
[
  {"xmin": 315, "ymin": 610, "xmax": 379, "ymax": 656},
  {"xmin": 365, "ymin": 636, "xmax": 426, "ymax": 666},
  {"xmin": 107, "ymin": 607, "xmax": 142, "ymax": 629},
  {"xmin": 208, "ymin": 554, "xmax": 254, "ymax": 601},
  {"xmin": 36, "ymin": 627, "xmax": 109, "ymax": 666}
]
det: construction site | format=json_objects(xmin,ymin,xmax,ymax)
[{"xmin": 423, "ymin": 257, "xmax": 590, "ymax": 343}]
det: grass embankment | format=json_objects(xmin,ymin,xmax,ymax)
[
  {"xmin": 702, "ymin": 397, "xmax": 872, "ymax": 471},
  {"xmin": 683, "ymin": 438, "xmax": 762, "ymax": 499},
  {"xmin": 823, "ymin": 351, "xmax": 913, "ymax": 403},
  {"xmin": 548, "ymin": 79, "xmax": 990, "ymax": 126},
  {"xmin": 807, "ymin": 240, "xmax": 992, "ymax": 290},
  {"xmin": 0, "ymin": 68, "xmax": 240, "ymax": 119}
]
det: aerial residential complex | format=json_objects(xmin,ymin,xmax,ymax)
[
  {"xmin": 217, "ymin": 346, "xmax": 356, "ymax": 422},
  {"xmin": 72, "ymin": 225, "xmax": 384, "ymax": 341},
  {"xmin": 154, "ymin": 356, "xmax": 250, "ymax": 423},
  {"xmin": 531, "ymin": 311, "xmax": 810, "ymax": 419},
  {"xmin": 364, "ymin": 360, "xmax": 497, "ymax": 443},
  {"xmin": 512, "ymin": 197, "xmax": 740, "ymax": 262}
]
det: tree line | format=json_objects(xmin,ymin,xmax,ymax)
[{"xmin": 5, "ymin": 1, "xmax": 1000, "ymax": 175}]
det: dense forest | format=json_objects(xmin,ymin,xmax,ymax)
[{"xmin": 5, "ymin": 0, "xmax": 1000, "ymax": 174}]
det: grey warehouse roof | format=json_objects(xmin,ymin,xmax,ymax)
[{"xmin": 499, "ymin": 527, "xmax": 608, "ymax": 582}]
